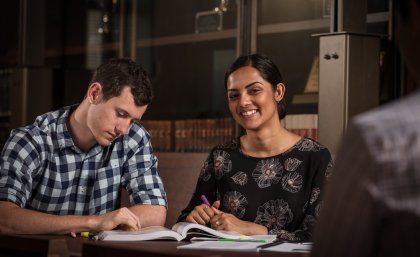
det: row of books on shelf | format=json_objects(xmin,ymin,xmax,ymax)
[
  {"xmin": 141, "ymin": 117, "xmax": 236, "ymax": 152},
  {"xmin": 281, "ymin": 114, "xmax": 318, "ymax": 142},
  {"xmin": 141, "ymin": 114, "xmax": 318, "ymax": 152}
]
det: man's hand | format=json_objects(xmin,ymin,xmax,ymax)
[{"xmin": 91, "ymin": 207, "xmax": 141, "ymax": 231}]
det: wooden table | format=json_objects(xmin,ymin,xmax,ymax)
[
  {"xmin": 82, "ymin": 240, "xmax": 309, "ymax": 257},
  {"xmin": 0, "ymin": 233, "xmax": 309, "ymax": 257}
]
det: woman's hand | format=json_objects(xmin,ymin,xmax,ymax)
[
  {"xmin": 210, "ymin": 212, "xmax": 268, "ymax": 235},
  {"xmin": 186, "ymin": 201, "xmax": 221, "ymax": 225}
]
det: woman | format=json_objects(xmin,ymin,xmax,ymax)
[{"xmin": 177, "ymin": 54, "xmax": 332, "ymax": 241}]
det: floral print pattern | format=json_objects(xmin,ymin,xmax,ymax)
[
  {"xmin": 310, "ymin": 188, "xmax": 321, "ymax": 205},
  {"xmin": 212, "ymin": 150, "xmax": 232, "ymax": 179},
  {"xmin": 325, "ymin": 159, "xmax": 334, "ymax": 180},
  {"xmin": 252, "ymin": 158, "xmax": 283, "ymax": 188},
  {"xmin": 178, "ymin": 137, "xmax": 332, "ymax": 241},
  {"xmin": 281, "ymin": 172, "xmax": 303, "ymax": 193},
  {"xmin": 231, "ymin": 171, "xmax": 248, "ymax": 186},
  {"xmin": 255, "ymin": 199, "xmax": 293, "ymax": 234},
  {"xmin": 223, "ymin": 191, "xmax": 248, "ymax": 218},
  {"xmin": 296, "ymin": 139, "xmax": 324, "ymax": 152},
  {"xmin": 284, "ymin": 158, "xmax": 302, "ymax": 171},
  {"xmin": 199, "ymin": 160, "xmax": 212, "ymax": 181}
]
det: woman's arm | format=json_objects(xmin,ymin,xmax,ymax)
[{"xmin": 277, "ymin": 147, "xmax": 333, "ymax": 241}]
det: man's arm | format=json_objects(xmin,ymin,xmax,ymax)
[
  {"xmin": 129, "ymin": 204, "xmax": 166, "ymax": 227},
  {"xmin": 311, "ymin": 124, "xmax": 379, "ymax": 257},
  {"xmin": 0, "ymin": 201, "xmax": 142, "ymax": 234}
]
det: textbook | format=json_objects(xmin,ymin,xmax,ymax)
[{"xmin": 93, "ymin": 222, "xmax": 277, "ymax": 242}]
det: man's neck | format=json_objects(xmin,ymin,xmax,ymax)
[{"xmin": 67, "ymin": 102, "xmax": 96, "ymax": 152}]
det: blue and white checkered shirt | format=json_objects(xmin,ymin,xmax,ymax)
[{"xmin": 0, "ymin": 105, "xmax": 167, "ymax": 215}]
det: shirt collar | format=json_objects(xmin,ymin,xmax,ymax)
[
  {"xmin": 56, "ymin": 105, "xmax": 79, "ymax": 151},
  {"xmin": 56, "ymin": 105, "xmax": 105, "ymax": 156}
]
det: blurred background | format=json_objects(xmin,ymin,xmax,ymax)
[{"xmin": 0, "ymin": 0, "xmax": 408, "ymax": 152}]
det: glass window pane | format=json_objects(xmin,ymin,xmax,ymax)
[
  {"xmin": 45, "ymin": 0, "xmax": 122, "ymax": 70},
  {"xmin": 257, "ymin": 0, "xmax": 329, "ymax": 114},
  {"xmin": 137, "ymin": 0, "xmax": 238, "ymax": 120},
  {"xmin": 258, "ymin": 0, "xmax": 329, "ymax": 24}
]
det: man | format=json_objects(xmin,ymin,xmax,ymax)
[
  {"xmin": 0, "ymin": 58, "xmax": 167, "ymax": 235},
  {"xmin": 311, "ymin": 0, "xmax": 420, "ymax": 256}
]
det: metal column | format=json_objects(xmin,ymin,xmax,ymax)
[
  {"xmin": 318, "ymin": 33, "xmax": 380, "ymax": 153},
  {"xmin": 317, "ymin": 0, "xmax": 380, "ymax": 153}
]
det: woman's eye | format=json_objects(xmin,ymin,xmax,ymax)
[
  {"xmin": 228, "ymin": 94, "xmax": 238, "ymax": 100},
  {"xmin": 249, "ymin": 88, "xmax": 260, "ymax": 94}
]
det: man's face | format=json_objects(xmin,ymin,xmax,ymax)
[{"xmin": 86, "ymin": 84, "xmax": 147, "ymax": 146}]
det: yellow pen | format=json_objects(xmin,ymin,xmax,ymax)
[{"xmin": 80, "ymin": 231, "xmax": 96, "ymax": 239}]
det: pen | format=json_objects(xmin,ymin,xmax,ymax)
[
  {"xmin": 257, "ymin": 240, "xmax": 284, "ymax": 249},
  {"xmin": 200, "ymin": 194, "xmax": 211, "ymax": 206},
  {"xmin": 80, "ymin": 231, "xmax": 96, "ymax": 239}
]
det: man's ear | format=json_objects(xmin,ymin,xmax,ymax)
[
  {"xmin": 275, "ymin": 83, "xmax": 285, "ymax": 102},
  {"xmin": 87, "ymin": 82, "xmax": 103, "ymax": 104}
]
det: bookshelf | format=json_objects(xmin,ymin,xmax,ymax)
[
  {"xmin": 141, "ymin": 114, "xmax": 318, "ymax": 154},
  {"xmin": 141, "ymin": 117, "xmax": 236, "ymax": 153}
]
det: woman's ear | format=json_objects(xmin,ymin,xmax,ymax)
[
  {"xmin": 275, "ymin": 83, "xmax": 285, "ymax": 102},
  {"xmin": 87, "ymin": 82, "xmax": 103, "ymax": 104}
]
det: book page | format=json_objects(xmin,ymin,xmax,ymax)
[
  {"xmin": 94, "ymin": 226, "xmax": 183, "ymax": 241},
  {"xmin": 172, "ymin": 222, "xmax": 246, "ymax": 240},
  {"xmin": 172, "ymin": 222, "xmax": 276, "ymax": 242}
]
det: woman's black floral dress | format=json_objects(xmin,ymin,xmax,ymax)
[{"xmin": 177, "ymin": 137, "xmax": 333, "ymax": 241}]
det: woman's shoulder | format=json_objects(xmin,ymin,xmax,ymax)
[
  {"xmin": 288, "ymin": 137, "xmax": 331, "ymax": 160},
  {"xmin": 292, "ymin": 137, "xmax": 328, "ymax": 152},
  {"xmin": 212, "ymin": 137, "xmax": 240, "ymax": 151}
]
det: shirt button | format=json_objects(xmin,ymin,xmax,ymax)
[{"xmin": 80, "ymin": 187, "xmax": 86, "ymax": 193}]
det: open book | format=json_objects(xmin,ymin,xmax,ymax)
[{"xmin": 93, "ymin": 222, "xmax": 276, "ymax": 242}]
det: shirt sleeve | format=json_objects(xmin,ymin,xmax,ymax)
[
  {"xmin": 122, "ymin": 125, "xmax": 167, "ymax": 207},
  {"xmin": 277, "ymin": 146, "xmax": 333, "ymax": 241},
  {"xmin": 0, "ymin": 128, "xmax": 40, "ymax": 207},
  {"xmin": 176, "ymin": 152, "xmax": 217, "ymax": 222},
  {"xmin": 311, "ymin": 124, "xmax": 379, "ymax": 257}
]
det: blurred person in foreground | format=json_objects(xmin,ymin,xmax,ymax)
[{"xmin": 311, "ymin": 0, "xmax": 420, "ymax": 256}]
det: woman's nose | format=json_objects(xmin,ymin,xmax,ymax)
[{"xmin": 239, "ymin": 94, "xmax": 251, "ymax": 106}]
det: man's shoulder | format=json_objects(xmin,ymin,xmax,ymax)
[
  {"xmin": 353, "ymin": 90, "xmax": 420, "ymax": 132},
  {"xmin": 348, "ymin": 91, "xmax": 420, "ymax": 156},
  {"xmin": 119, "ymin": 122, "xmax": 150, "ymax": 146},
  {"xmin": 11, "ymin": 106, "xmax": 71, "ymax": 139},
  {"xmin": 32, "ymin": 106, "xmax": 71, "ymax": 131}
]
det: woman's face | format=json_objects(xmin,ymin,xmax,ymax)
[{"xmin": 226, "ymin": 66, "xmax": 284, "ymax": 131}]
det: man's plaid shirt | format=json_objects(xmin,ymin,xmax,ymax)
[{"xmin": 0, "ymin": 105, "xmax": 167, "ymax": 215}]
